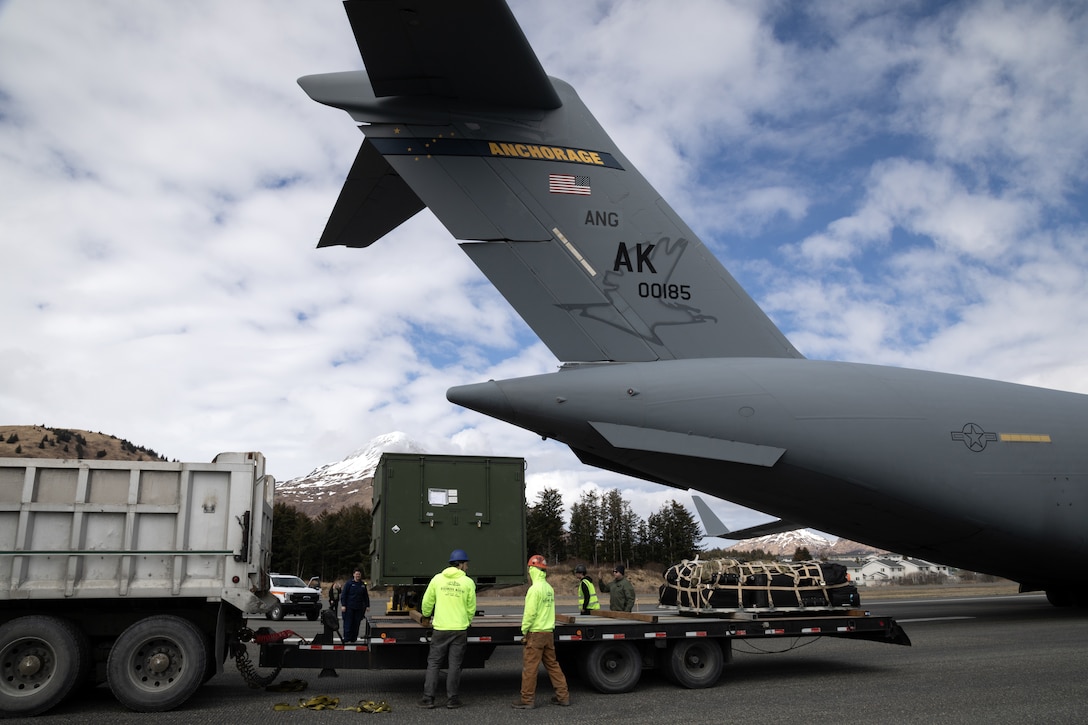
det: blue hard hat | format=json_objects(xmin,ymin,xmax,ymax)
[{"xmin": 449, "ymin": 549, "xmax": 469, "ymax": 563}]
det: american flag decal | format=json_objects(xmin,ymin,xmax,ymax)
[{"xmin": 549, "ymin": 173, "xmax": 591, "ymax": 195}]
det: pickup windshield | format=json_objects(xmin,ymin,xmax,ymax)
[{"xmin": 271, "ymin": 575, "xmax": 308, "ymax": 588}]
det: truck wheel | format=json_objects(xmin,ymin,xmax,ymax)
[
  {"xmin": 0, "ymin": 615, "xmax": 87, "ymax": 717},
  {"xmin": 306, "ymin": 609, "xmax": 319, "ymax": 621},
  {"xmin": 267, "ymin": 603, "xmax": 285, "ymax": 621},
  {"xmin": 663, "ymin": 639, "xmax": 724, "ymax": 688},
  {"xmin": 107, "ymin": 615, "xmax": 207, "ymax": 712},
  {"xmin": 578, "ymin": 641, "xmax": 641, "ymax": 693}
]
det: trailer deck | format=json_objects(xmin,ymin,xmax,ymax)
[{"xmin": 253, "ymin": 605, "xmax": 909, "ymax": 693}]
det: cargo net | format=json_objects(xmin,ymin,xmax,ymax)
[{"xmin": 659, "ymin": 559, "xmax": 859, "ymax": 611}]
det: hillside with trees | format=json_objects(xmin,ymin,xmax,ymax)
[{"xmin": 0, "ymin": 425, "xmax": 166, "ymax": 462}]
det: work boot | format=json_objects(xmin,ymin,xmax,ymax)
[
  {"xmin": 446, "ymin": 696, "xmax": 462, "ymax": 709},
  {"xmin": 551, "ymin": 695, "xmax": 571, "ymax": 706},
  {"xmin": 418, "ymin": 696, "xmax": 435, "ymax": 709},
  {"xmin": 511, "ymin": 700, "xmax": 535, "ymax": 709}
]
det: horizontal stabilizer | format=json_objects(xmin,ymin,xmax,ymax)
[
  {"xmin": 692, "ymin": 495, "xmax": 803, "ymax": 540},
  {"xmin": 591, "ymin": 422, "xmax": 785, "ymax": 467},
  {"xmin": 344, "ymin": 0, "xmax": 560, "ymax": 109}
]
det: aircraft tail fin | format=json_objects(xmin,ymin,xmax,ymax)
[
  {"xmin": 691, "ymin": 494, "xmax": 803, "ymax": 541},
  {"xmin": 302, "ymin": 0, "xmax": 801, "ymax": 362}
]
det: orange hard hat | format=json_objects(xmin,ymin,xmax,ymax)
[{"xmin": 527, "ymin": 554, "xmax": 547, "ymax": 569}]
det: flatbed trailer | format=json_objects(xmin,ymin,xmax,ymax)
[{"xmin": 253, "ymin": 605, "xmax": 910, "ymax": 693}]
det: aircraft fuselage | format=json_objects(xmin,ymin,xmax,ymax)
[{"xmin": 449, "ymin": 358, "xmax": 1088, "ymax": 586}]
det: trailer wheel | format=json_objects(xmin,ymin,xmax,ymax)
[
  {"xmin": 266, "ymin": 603, "xmax": 285, "ymax": 621},
  {"xmin": 0, "ymin": 615, "xmax": 87, "ymax": 717},
  {"xmin": 578, "ymin": 641, "xmax": 641, "ymax": 693},
  {"xmin": 663, "ymin": 639, "xmax": 724, "ymax": 689},
  {"xmin": 107, "ymin": 615, "xmax": 207, "ymax": 712}
]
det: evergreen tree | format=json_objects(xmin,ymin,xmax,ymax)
[
  {"xmin": 568, "ymin": 490, "xmax": 601, "ymax": 564},
  {"xmin": 324, "ymin": 504, "xmax": 373, "ymax": 580},
  {"xmin": 792, "ymin": 546, "xmax": 812, "ymax": 562},
  {"xmin": 270, "ymin": 502, "xmax": 317, "ymax": 576},
  {"xmin": 633, "ymin": 519, "xmax": 652, "ymax": 565},
  {"xmin": 526, "ymin": 487, "xmax": 565, "ymax": 563},
  {"xmin": 646, "ymin": 500, "xmax": 702, "ymax": 566},
  {"xmin": 270, "ymin": 503, "xmax": 372, "ymax": 583},
  {"xmin": 600, "ymin": 489, "xmax": 638, "ymax": 566}
]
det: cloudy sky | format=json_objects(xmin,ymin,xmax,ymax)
[{"xmin": 2, "ymin": 1, "xmax": 1087, "ymax": 534}]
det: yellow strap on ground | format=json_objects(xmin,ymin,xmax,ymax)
[{"xmin": 271, "ymin": 696, "xmax": 392, "ymax": 713}]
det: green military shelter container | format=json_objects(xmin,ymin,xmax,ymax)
[{"xmin": 370, "ymin": 453, "xmax": 527, "ymax": 587}]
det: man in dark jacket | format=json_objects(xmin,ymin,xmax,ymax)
[
  {"xmin": 340, "ymin": 569, "xmax": 370, "ymax": 643},
  {"xmin": 597, "ymin": 564, "xmax": 636, "ymax": 612}
]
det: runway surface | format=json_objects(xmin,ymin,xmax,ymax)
[{"xmin": 29, "ymin": 592, "xmax": 1088, "ymax": 724}]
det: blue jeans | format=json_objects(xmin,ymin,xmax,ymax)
[{"xmin": 423, "ymin": 630, "xmax": 468, "ymax": 699}]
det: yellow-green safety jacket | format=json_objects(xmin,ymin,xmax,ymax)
[
  {"xmin": 578, "ymin": 577, "xmax": 600, "ymax": 611},
  {"xmin": 421, "ymin": 566, "xmax": 476, "ymax": 631},
  {"xmin": 521, "ymin": 566, "xmax": 557, "ymax": 634}
]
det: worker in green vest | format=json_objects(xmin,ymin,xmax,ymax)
[
  {"xmin": 419, "ymin": 548, "xmax": 476, "ymax": 710},
  {"xmin": 573, "ymin": 564, "xmax": 600, "ymax": 615}
]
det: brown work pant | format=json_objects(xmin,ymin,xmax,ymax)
[{"xmin": 519, "ymin": 631, "xmax": 569, "ymax": 704}]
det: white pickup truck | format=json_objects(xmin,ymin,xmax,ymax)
[{"xmin": 267, "ymin": 573, "xmax": 322, "ymax": 620}]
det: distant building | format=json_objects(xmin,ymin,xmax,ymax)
[{"xmin": 834, "ymin": 554, "xmax": 951, "ymax": 586}]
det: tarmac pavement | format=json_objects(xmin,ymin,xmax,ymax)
[{"xmin": 25, "ymin": 593, "xmax": 1088, "ymax": 725}]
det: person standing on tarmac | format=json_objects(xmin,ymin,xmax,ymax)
[
  {"xmin": 340, "ymin": 569, "xmax": 370, "ymax": 642},
  {"xmin": 573, "ymin": 564, "xmax": 600, "ymax": 615},
  {"xmin": 328, "ymin": 580, "xmax": 342, "ymax": 611},
  {"xmin": 597, "ymin": 564, "xmax": 636, "ymax": 612},
  {"xmin": 513, "ymin": 555, "xmax": 570, "ymax": 709},
  {"xmin": 419, "ymin": 549, "xmax": 476, "ymax": 710}
]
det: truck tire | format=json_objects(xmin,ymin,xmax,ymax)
[
  {"xmin": 578, "ymin": 641, "xmax": 641, "ymax": 693},
  {"xmin": 267, "ymin": 603, "xmax": 285, "ymax": 621},
  {"xmin": 0, "ymin": 615, "xmax": 87, "ymax": 717},
  {"xmin": 306, "ymin": 609, "xmax": 319, "ymax": 621},
  {"xmin": 107, "ymin": 615, "xmax": 207, "ymax": 712},
  {"xmin": 663, "ymin": 639, "xmax": 724, "ymax": 688}
]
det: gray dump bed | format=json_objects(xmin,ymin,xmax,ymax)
[{"xmin": 0, "ymin": 451, "xmax": 273, "ymax": 613}]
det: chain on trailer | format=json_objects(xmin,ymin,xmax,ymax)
[{"xmin": 232, "ymin": 627, "xmax": 301, "ymax": 688}]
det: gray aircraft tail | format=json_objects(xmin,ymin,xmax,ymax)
[
  {"xmin": 301, "ymin": 0, "xmax": 801, "ymax": 363},
  {"xmin": 691, "ymin": 495, "xmax": 803, "ymax": 541}
]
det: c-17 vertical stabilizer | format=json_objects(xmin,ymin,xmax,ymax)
[
  {"xmin": 305, "ymin": 0, "xmax": 1088, "ymax": 607},
  {"xmin": 691, "ymin": 495, "xmax": 802, "ymax": 541},
  {"xmin": 300, "ymin": 0, "xmax": 800, "ymax": 364}
]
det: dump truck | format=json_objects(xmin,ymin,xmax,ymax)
[{"xmin": 0, "ymin": 452, "xmax": 274, "ymax": 717}]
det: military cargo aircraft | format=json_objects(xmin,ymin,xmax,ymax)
[{"xmin": 300, "ymin": 0, "xmax": 1087, "ymax": 606}]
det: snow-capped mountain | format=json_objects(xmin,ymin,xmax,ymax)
[
  {"xmin": 274, "ymin": 432, "xmax": 427, "ymax": 517},
  {"xmin": 723, "ymin": 529, "xmax": 834, "ymax": 557},
  {"xmin": 721, "ymin": 529, "xmax": 886, "ymax": 558}
]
